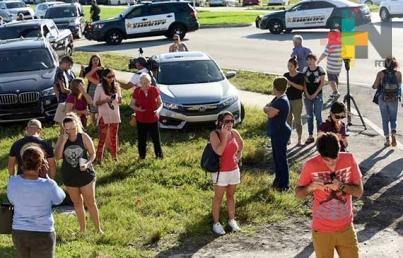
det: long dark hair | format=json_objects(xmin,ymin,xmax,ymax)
[
  {"xmin": 215, "ymin": 111, "xmax": 234, "ymax": 130},
  {"xmin": 100, "ymin": 68, "xmax": 117, "ymax": 96},
  {"xmin": 88, "ymin": 54, "xmax": 102, "ymax": 69}
]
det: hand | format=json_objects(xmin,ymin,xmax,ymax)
[
  {"xmin": 80, "ymin": 163, "xmax": 88, "ymax": 172},
  {"xmin": 39, "ymin": 159, "xmax": 49, "ymax": 178},
  {"xmin": 78, "ymin": 84, "xmax": 86, "ymax": 93},
  {"xmin": 220, "ymin": 126, "xmax": 231, "ymax": 139},
  {"xmin": 311, "ymin": 93, "xmax": 317, "ymax": 100},
  {"xmin": 104, "ymin": 96, "xmax": 112, "ymax": 103},
  {"xmin": 307, "ymin": 181, "xmax": 325, "ymax": 192},
  {"xmin": 327, "ymin": 179, "xmax": 343, "ymax": 191},
  {"xmin": 62, "ymin": 133, "xmax": 69, "ymax": 142}
]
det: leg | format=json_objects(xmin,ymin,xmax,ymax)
[
  {"xmin": 12, "ymin": 230, "xmax": 31, "ymax": 258},
  {"xmin": 80, "ymin": 181, "xmax": 102, "ymax": 233},
  {"xmin": 313, "ymin": 94, "xmax": 324, "ymax": 134},
  {"xmin": 137, "ymin": 122, "xmax": 148, "ymax": 159},
  {"xmin": 286, "ymin": 102, "xmax": 294, "ymax": 130},
  {"xmin": 304, "ymin": 98, "xmax": 314, "ymax": 137},
  {"xmin": 388, "ymin": 101, "xmax": 398, "ymax": 133},
  {"xmin": 271, "ymin": 136, "xmax": 279, "ymax": 188},
  {"xmin": 30, "ymin": 231, "xmax": 56, "ymax": 258},
  {"xmin": 108, "ymin": 123, "xmax": 119, "ymax": 159},
  {"xmin": 226, "ymin": 184, "xmax": 237, "ymax": 220},
  {"xmin": 212, "ymin": 185, "xmax": 227, "ymax": 223},
  {"xmin": 149, "ymin": 122, "xmax": 163, "ymax": 159},
  {"xmin": 378, "ymin": 99, "xmax": 390, "ymax": 137},
  {"xmin": 312, "ymin": 230, "xmax": 336, "ymax": 258},
  {"xmin": 335, "ymin": 226, "xmax": 359, "ymax": 258},
  {"xmin": 96, "ymin": 117, "xmax": 107, "ymax": 162},
  {"xmin": 66, "ymin": 186, "xmax": 86, "ymax": 232},
  {"xmin": 272, "ymin": 133, "xmax": 290, "ymax": 189},
  {"xmin": 292, "ymin": 99, "xmax": 303, "ymax": 142}
]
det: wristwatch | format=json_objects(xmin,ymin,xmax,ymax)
[{"xmin": 339, "ymin": 183, "xmax": 346, "ymax": 192}]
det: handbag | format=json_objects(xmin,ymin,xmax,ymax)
[
  {"xmin": 373, "ymin": 90, "xmax": 380, "ymax": 105},
  {"xmin": 0, "ymin": 203, "xmax": 13, "ymax": 234},
  {"xmin": 129, "ymin": 113, "xmax": 137, "ymax": 127},
  {"xmin": 200, "ymin": 131, "xmax": 221, "ymax": 183}
]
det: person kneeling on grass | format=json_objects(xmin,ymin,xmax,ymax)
[
  {"xmin": 210, "ymin": 111, "xmax": 244, "ymax": 235},
  {"xmin": 7, "ymin": 146, "xmax": 65, "ymax": 258},
  {"xmin": 295, "ymin": 133, "xmax": 363, "ymax": 258}
]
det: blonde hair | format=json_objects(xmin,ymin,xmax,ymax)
[
  {"xmin": 139, "ymin": 73, "xmax": 152, "ymax": 86},
  {"xmin": 63, "ymin": 112, "xmax": 83, "ymax": 133}
]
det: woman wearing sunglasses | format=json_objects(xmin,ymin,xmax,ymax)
[
  {"xmin": 93, "ymin": 69, "xmax": 122, "ymax": 162},
  {"xmin": 318, "ymin": 101, "xmax": 348, "ymax": 152},
  {"xmin": 210, "ymin": 111, "xmax": 244, "ymax": 235}
]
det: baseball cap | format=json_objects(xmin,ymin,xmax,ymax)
[{"xmin": 27, "ymin": 119, "xmax": 42, "ymax": 129}]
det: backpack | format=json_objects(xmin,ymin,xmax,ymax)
[
  {"xmin": 200, "ymin": 131, "xmax": 221, "ymax": 183},
  {"xmin": 381, "ymin": 70, "xmax": 400, "ymax": 102}
]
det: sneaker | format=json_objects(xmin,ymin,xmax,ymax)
[
  {"xmin": 333, "ymin": 92, "xmax": 341, "ymax": 100},
  {"xmin": 391, "ymin": 134, "xmax": 397, "ymax": 147},
  {"xmin": 213, "ymin": 223, "xmax": 226, "ymax": 235},
  {"xmin": 228, "ymin": 219, "xmax": 241, "ymax": 232}
]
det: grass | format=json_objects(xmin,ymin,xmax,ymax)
[{"xmin": 73, "ymin": 51, "xmax": 275, "ymax": 95}]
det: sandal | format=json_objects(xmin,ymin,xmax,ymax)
[{"xmin": 305, "ymin": 137, "xmax": 315, "ymax": 145}]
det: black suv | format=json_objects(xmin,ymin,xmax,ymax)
[
  {"xmin": 84, "ymin": 1, "xmax": 199, "ymax": 45},
  {"xmin": 0, "ymin": 39, "xmax": 58, "ymax": 123},
  {"xmin": 0, "ymin": 19, "xmax": 74, "ymax": 57}
]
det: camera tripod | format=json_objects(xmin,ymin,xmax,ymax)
[{"xmin": 343, "ymin": 59, "xmax": 367, "ymax": 130}]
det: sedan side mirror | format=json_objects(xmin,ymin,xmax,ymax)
[{"xmin": 225, "ymin": 71, "xmax": 236, "ymax": 79}]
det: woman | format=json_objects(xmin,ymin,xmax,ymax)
[
  {"xmin": 372, "ymin": 56, "xmax": 402, "ymax": 147},
  {"xmin": 55, "ymin": 113, "xmax": 102, "ymax": 233},
  {"xmin": 94, "ymin": 69, "xmax": 122, "ymax": 162},
  {"xmin": 168, "ymin": 33, "xmax": 188, "ymax": 52},
  {"xmin": 303, "ymin": 53, "xmax": 326, "ymax": 144},
  {"xmin": 130, "ymin": 73, "xmax": 163, "ymax": 159},
  {"xmin": 7, "ymin": 146, "xmax": 65, "ymax": 258},
  {"xmin": 80, "ymin": 54, "xmax": 103, "ymax": 125},
  {"xmin": 319, "ymin": 101, "xmax": 348, "ymax": 152},
  {"xmin": 210, "ymin": 111, "xmax": 244, "ymax": 235},
  {"xmin": 264, "ymin": 77, "xmax": 291, "ymax": 191},
  {"xmin": 283, "ymin": 57, "xmax": 304, "ymax": 146},
  {"xmin": 65, "ymin": 78, "xmax": 93, "ymax": 128}
]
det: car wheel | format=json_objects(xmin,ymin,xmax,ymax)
[
  {"xmin": 284, "ymin": 28, "xmax": 292, "ymax": 33},
  {"xmin": 365, "ymin": 0, "xmax": 373, "ymax": 4},
  {"xmin": 268, "ymin": 20, "xmax": 283, "ymax": 34},
  {"xmin": 105, "ymin": 30, "xmax": 123, "ymax": 45},
  {"xmin": 168, "ymin": 24, "xmax": 186, "ymax": 39},
  {"xmin": 380, "ymin": 8, "xmax": 391, "ymax": 22}
]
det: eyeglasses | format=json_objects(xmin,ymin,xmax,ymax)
[
  {"xmin": 224, "ymin": 119, "xmax": 234, "ymax": 124},
  {"xmin": 106, "ymin": 75, "xmax": 115, "ymax": 79},
  {"xmin": 334, "ymin": 114, "xmax": 346, "ymax": 119}
]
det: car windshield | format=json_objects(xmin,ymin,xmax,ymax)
[
  {"xmin": 6, "ymin": 2, "xmax": 26, "ymax": 8},
  {"xmin": 0, "ymin": 48, "xmax": 54, "ymax": 73},
  {"xmin": 45, "ymin": 7, "xmax": 77, "ymax": 18},
  {"xmin": 157, "ymin": 60, "xmax": 225, "ymax": 85},
  {"xmin": 0, "ymin": 26, "xmax": 42, "ymax": 39}
]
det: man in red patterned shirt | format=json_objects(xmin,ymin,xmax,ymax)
[{"xmin": 295, "ymin": 132, "xmax": 363, "ymax": 258}]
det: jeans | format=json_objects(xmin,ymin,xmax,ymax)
[
  {"xmin": 12, "ymin": 230, "xmax": 56, "ymax": 258},
  {"xmin": 304, "ymin": 94, "xmax": 323, "ymax": 136},
  {"xmin": 378, "ymin": 98, "xmax": 398, "ymax": 136},
  {"xmin": 137, "ymin": 121, "xmax": 163, "ymax": 159}
]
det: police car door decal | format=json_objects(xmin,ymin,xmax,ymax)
[
  {"xmin": 125, "ymin": 13, "xmax": 175, "ymax": 34},
  {"xmin": 285, "ymin": 7, "xmax": 333, "ymax": 28}
]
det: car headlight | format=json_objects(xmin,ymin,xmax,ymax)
[
  {"xmin": 163, "ymin": 102, "xmax": 180, "ymax": 110},
  {"xmin": 222, "ymin": 95, "xmax": 238, "ymax": 107},
  {"xmin": 41, "ymin": 87, "xmax": 55, "ymax": 97},
  {"xmin": 93, "ymin": 23, "xmax": 105, "ymax": 30}
]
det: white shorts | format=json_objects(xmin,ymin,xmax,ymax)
[
  {"xmin": 53, "ymin": 102, "xmax": 66, "ymax": 124},
  {"xmin": 212, "ymin": 168, "xmax": 240, "ymax": 186}
]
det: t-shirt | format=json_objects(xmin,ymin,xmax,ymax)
[
  {"xmin": 54, "ymin": 67, "xmax": 69, "ymax": 103},
  {"xmin": 319, "ymin": 118, "xmax": 348, "ymax": 152},
  {"xmin": 132, "ymin": 86, "xmax": 160, "ymax": 123},
  {"xmin": 66, "ymin": 94, "xmax": 87, "ymax": 111},
  {"xmin": 323, "ymin": 44, "xmax": 342, "ymax": 75},
  {"xmin": 303, "ymin": 66, "xmax": 326, "ymax": 96},
  {"xmin": 284, "ymin": 72, "xmax": 304, "ymax": 100},
  {"xmin": 9, "ymin": 136, "xmax": 54, "ymax": 175},
  {"xmin": 298, "ymin": 153, "xmax": 362, "ymax": 232},
  {"xmin": 94, "ymin": 84, "xmax": 121, "ymax": 125},
  {"xmin": 129, "ymin": 68, "xmax": 149, "ymax": 88},
  {"xmin": 7, "ymin": 176, "xmax": 65, "ymax": 232},
  {"xmin": 267, "ymin": 95, "xmax": 291, "ymax": 137},
  {"xmin": 291, "ymin": 46, "xmax": 311, "ymax": 72}
]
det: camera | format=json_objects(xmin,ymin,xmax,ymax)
[{"xmin": 128, "ymin": 48, "xmax": 159, "ymax": 71}]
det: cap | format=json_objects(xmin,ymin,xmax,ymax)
[
  {"xmin": 27, "ymin": 119, "xmax": 42, "ymax": 129},
  {"xmin": 273, "ymin": 77, "xmax": 288, "ymax": 93},
  {"xmin": 135, "ymin": 57, "xmax": 147, "ymax": 67}
]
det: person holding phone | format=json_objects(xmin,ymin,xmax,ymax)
[
  {"xmin": 7, "ymin": 146, "xmax": 65, "ymax": 258},
  {"xmin": 94, "ymin": 69, "xmax": 122, "ymax": 162},
  {"xmin": 55, "ymin": 113, "xmax": 102, "ymax": 233},
  {"xmin": 209, "ymin": 111, "xmax": 244, "ymax": 235}
]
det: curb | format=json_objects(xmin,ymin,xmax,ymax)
[{"xmin": 200, "ymin": 23, "xmax": 253, "ymax": 29}]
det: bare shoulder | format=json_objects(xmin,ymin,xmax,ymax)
[
  {"xmin": 231, "ymin": 129, "xmax": 241, "ymax": 137},
  {"xmin": 81, "ymin": 133, "xmax": 93, "ymax": 143}
]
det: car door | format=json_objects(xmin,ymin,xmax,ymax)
[
  {"xmin": 146, "ymin": 4, "xmax": 174, "ymax": 33},
  {"xmin": 124, "ymin": 5, "xmax": 150, "ymax": 35},
  {"xmin": 45, "ymin": 23, "xmax": 63, "ymax": 57},
  {"xmin": 285, "ymin": 2, "xmax": 312, "ymax": 29},
  {"xmin": 285, "ymin": 1, "xmax": 334, "ymax": 29}
]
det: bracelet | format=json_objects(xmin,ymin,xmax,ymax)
[{"xmin": 339, "ymin": 183, "xmax": 346, "ymax": 192}]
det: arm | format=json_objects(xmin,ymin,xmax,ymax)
[
  {"xmin": 288, "ymin": 80, "xmax": 304, "ymax": 91},
  {"xmin": 129, "ymin": 97, "xmax": 145, "ymax": 112},
  {"xmin": 65, "ymin": 102, "xmax": 74, "ymax": 113},
  {"xmin": 119, "ymin": 80, "xmax": 136, "ymax": 90},
  {"xmin": 58, "ymin": 79, "xmax": 71, "ymax": 94},
  {"xmin": 50, "ymin": 180, "xmax": 66, "ymax": 206},
  {"xmin": 47, "ymin": 158, "xmax": 56, "ymax": 179},
  {"xmin": 317, "ymin": 53, "xmax": 326, "ymax": 65},
  {"xmin": 312, "ymin": 75, "xmax": 325, "ymax": 98},
  {"xmin": 7, "ymin": 156, "xmax": 17, "ymax": 176},
  {"xmin": 372, "ymin": 72, "xmax": 382, "ymax": 90},
  {"xmin": 82, "ymin": 133, "xmax": 96, "ymax": 166},
  {"xmin": 263, "ymin": 104, "xmax": 280, "ymax": 118},
  {"xmin": 154, "ymin": 96, "xmax": 163, "ymax": 114},
  {"xmin": 295, "ymin": 182, "xmax": 325, "ymax": 199},
  {"xmin": 210, "ymin": 130, "xmax": 229, "ymax": 156},
  {"xmin": 232, "ymin": 129, "xmax": 244, "ymax": 160},
  {"xmin": 54, "ymin": 134, "xmax": 68, "ymax": 160},
  {"xmin": 85, "ymin": 67, "xmax": 101, "ymax": 85}
]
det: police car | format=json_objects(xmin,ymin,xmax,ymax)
[
  {"xmin": 84, "ymin": 1, "xmax": 199, "ymax": 45},
  {"xmin": 256, "ymin": 0, "xmax": 371, "ymax": 34}
]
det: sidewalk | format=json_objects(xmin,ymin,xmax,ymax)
[{"xmin": 73, "ymin": 66, "xmax": 403, "ymax": 257}]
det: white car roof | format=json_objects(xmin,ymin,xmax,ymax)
[
  {"xmin": 38, "ymin": 1, "xmax": 63, "ymax": 6},
  {"xmin": 300, "ymin": 0, "xmax": 359, "ymax": 8},
  {"xmin": 157, "ymin": 51, "xmax": 211, "ymax": 62}
]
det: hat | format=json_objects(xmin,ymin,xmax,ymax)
[
  {"xmin": 27, "ymin": 119, "xmax": 42, "ymax": 129},
  {"xmin": 273, "ymin": 77, "xmax": 288, "ymax": 92},
  {"xmin": 135, "ymin": 57, "xmax": 147, "ymax": 67}
]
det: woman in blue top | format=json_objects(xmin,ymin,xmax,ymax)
[
  {"xmin": 264, "ymin": 77, "xmax": 292, "ymax": 191},
  {"xmin": 7, "ymin": 146, "xmax": 65, "ymax": 258}
]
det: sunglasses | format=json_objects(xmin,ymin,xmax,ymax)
[
  {"xmin": 106, "ymin": 75, "xmax": 115, "ymax": 79},
  {"xmin": 224, "ymin": 119, "xmax": 234, "ymax": 124},
  {"xmin": 334, "ymin": 114, "xmax": 346, "ymax": 119}
]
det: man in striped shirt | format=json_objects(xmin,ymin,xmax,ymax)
[{"xmin": 318, "ymin": 29, "xmax": 343, "ymax": 101}]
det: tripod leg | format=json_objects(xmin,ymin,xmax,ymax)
[
  {"xmin": 343, "ymin": 95, "xmax": 352, "ymax": 125},
  {"xmin": 349, "ymin": 96, "xmax": 367, "ymax": 130}
]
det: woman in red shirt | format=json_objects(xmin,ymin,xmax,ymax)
[
  {"xmin": 210, "ymin": 111, "xmax": 244, "ymax": 235},
  {"xmin": 65, "ymin": 79, "xmax": 93, "ymax": 128},
  {"xmin": 130, "ymin": 73, "xmax": 163, "ymax": 159}
]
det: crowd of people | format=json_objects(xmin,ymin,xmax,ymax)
[{"xmin": 4, "ymin": 31, "xmax": 402, "ymax": 258}]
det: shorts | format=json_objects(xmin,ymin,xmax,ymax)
[
  {"xmin": 327, "ymin": 73, "xmax": 339, "ymax": 84},
  {"xmin": 12, "ymin": 230, "xmax": 56, "ymax": 258},
  {"xmin": 212, "ymin": 168, "xmax": 240, "ymax": 186},
  {"xmin": 53, "ymin": 102, "xmax": 66, "ymax": 124}
]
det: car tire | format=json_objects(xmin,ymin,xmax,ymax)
[
  {"xmin": 284, "ymin": 28, "xmax": 292, "ymax": 33},
  {"xmin": 380, "ymin": 8, "xmax": 391, "ymax": 22},
  {"xmin": 268, "ymin": 20, "xmax": 283, "ymax": 34},
  {"xmin": 167, "ymin": 24, "xmax": 186, "ymax": 39},
  {"xmin": 365, "ymin": 0, "xmax": 373, "ymax": 4},
  {"xmin": 105, "ymin": 30, "xmax": 123, "ymax": 45}
]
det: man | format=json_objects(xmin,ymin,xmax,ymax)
[
  {"xmin": 318, "ymin": 29, "xmax": 343, "ymax": 101},
  {"xmin": 169, "ymin": 34, "xmax": 188, "ymax": 52},
  {"xmin": 17, "ymin": 13, "xmax": 24, "ymax": 21},
  {"xmin": 90, "ymin": 0, "xmax": 100, "ymax": 22},
  {"xmin": 290, "ymin": 35, "xmax": 311, "ymax": 72},
  {"xmin": 8, "ymin": 119, "xmax": 56, "ymax": 179},
  {"xmin": 295, "ymin": 133, "xmax": 363, "ymax": 258},
  {"xmin": 121, "ymin": 57, "xmax": 150, "ymax": 90},
  {"xmin": 53, "ymin": 56, "xmax": 73, "ymax": 125}
]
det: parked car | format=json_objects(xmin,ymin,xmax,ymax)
[
  {"xmin": 243, "ymin": 0, "xmax": 259, "ymax": 6},
  {"xmin": 256, "ymin": 0, "xmax": 371, "ymax": 34},
  {"xmin": 379, "ymin": 0, "xmax": 403, "ymax": 21},
  {"xmin": 0, "ymin": 9, "xmax": 13, "ymax": 23},
  {"xmin": 360, "ymin": 0, "xmax": 382, "ymax": 6},
  {"xmin": 44, "ymin": 3, "xmax": 85, "ymax": 38},
  {"xmin": 0, "ymin": 0, "xmax": 35, "ymax": 20},
  {"xmin": 152, "ymin": 51, "xmax": 244, "ymax": 129},
  {"xmin": 208, "ymin": 0, "xmax": 225, "ymax": 6},
  {"xmin": 0, "ymin": 19, "xmax": 74, "ymax": 57},
  {"xmin": 84, "ymin": 1, "xmax": 199, "ymax": 45},
  {"xmin": 267, "ymin": 0, "xmax": 288, "ymax": 5},
  {"xmin": 35, "ymin": 1, "xmax": 64, "ymax": 18},
  {"xmin": 0, "ymin": 38, "xmax": 58, "ymax": 123}
]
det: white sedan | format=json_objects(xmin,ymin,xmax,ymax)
[{"xmin": 35, "ymin": 1, "xmax": 63, "ymax": 18}]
